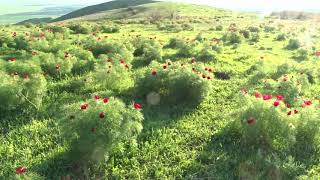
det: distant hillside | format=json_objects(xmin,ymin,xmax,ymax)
[
  {"xmin": 0, "ymin": 6, "xmax": 82, "ymax": 24},
  {"xmin": 271, "ymin": 11, "xmax": 320, "ymax": 20},
  {"xmin": 51, "ymin": 1, "xmax": 243, "ymax": 23},
  {"xmin": 16, "ymin": 17, "xmax": 53, "ymax": 25},
  {"xmin": 52, "ymin": 0, "xmax": 158, "ymax": 22}
]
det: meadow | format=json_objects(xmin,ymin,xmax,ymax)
[{"xmin": 1, "ymin": 2, "xmax": 320, "ymax": 179}]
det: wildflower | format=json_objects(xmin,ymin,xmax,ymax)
[
  {"xmin": 81, "ymin": 104, "xmax": 89, "ymax": 110},
  {"xmin": 263, "ymin": 94, "xmax": 272, "ymax": 100},
  {"xmin": 151, "ymin": 70, "xmax": 157, "ymax": 76},
  {"xmin": 287, "ymin": 111, "xmax": 292, "ymax": 116},
  {"xmin": 103, "ymin": 98, "xmax": 109, "ymax": 103},
  {"xmin": 304, "ymin": 100, "xmax": 312, "ymax": 106},
  {"xmin": 255, "ymin": 92, "xmax": 262, "ymax": 98},
  {"xmin": 99, "ymin": 112, "xmax": 105, "ymax": 119},
  {"xmin": 276, "ymin": 95, "xmax": 284, "ymax": 101},
  {"xmin": 133, "ymin": 103, "xmax": 142, "ymax": 109},
  {"xmin": 294, "ymin": 109, "xmax": 299, "ymax": 114},
  {"xmin": 273, "ymin": 101, "xmax": 280, "ymax": 107},
  {"xmin": 247, "ymin": 117, "xmax": 256, "ymax": 124},
  {"xmin": 94, "ymin": 95, "xmax": 101, "ymax": 100},
  {"xmin": 16, "ymin": 167, "xmax": 28, "ymax": 174}
]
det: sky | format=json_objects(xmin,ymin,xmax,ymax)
[{"xmin": 1, "ymin": 0, "xmax": 320, "ymax": 14}]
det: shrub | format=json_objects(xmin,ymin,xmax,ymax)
[
  {"xmin": 264, "ymin": 26, "xmax": 276, "ymax": 33},
  {"xmin": 68, "ymin": 23, "xmax": 92, "ymax": 34},
  {"xmin": 215, "ymin": 25, "xmax": 223, "ymax": 31},
  {"xmin": 222, "ymin": 32, "xmax": 242, "ymax": 45},
  {"xmin": 212, "ymin": 44, "xmax": 223, "ymax": 53},
  {"xmin": 60, "ymin": 96, "xmax": 143, "ymax": 165},
  {"xmin": 176, "ymin": 41, "xmax": 196, "ymax": 58},
  {"xmin": 166, "ymin": 37, "xmax": 185, "ymax": 49},
  {"xmin": 197, "ymin": 45, "xmax": 217, "ymax": 63},
  {"xmin": 295, "ymin": 48, "xmax": 309, "ymax": 61},
  {"xmin": 36, "ymin": 51, "xmax": 77, "ymax": 77},
  {"xmin": 83, "ymin": 38, "xmax": 133, "ymax": 62},
  {"xmin": 248, "ymin": 26, "xmax": 260, "ymax": 32},
  {"xmin": 240, "ymin": 30, "xmax": 250, "ymax": 39},
  {"xmin": 181, "ymin": 23, "xmax": 194, "ymax": 31},
  {"xmin": 276, "ymin": 33, "xmax": 286, "ymax": 41},
  {"xmin": 0, "ymin": 68, "xmax": 47, "ymax": 113},
  {"xmin": 250, "ymin": 33, "xmax": 260, "ymax": 43},
  {"xmin": 287, "ymin": 39, "xmax": 300, "ymax": 50},
  {"xmin": 132, "ymin": 37, "xmax": 162, "ymax": 65},
  {"xmin": 135, "ymin": 61, "xmax": 211, "ymax": 106},
  {"xmin": 195, "ymin": 32, "xmax": 205, "ymax": 42},
  {"xmin": 93, "ymin": 59, "xmax": 134, "ymax": 93},
  {"xmin": 101, "ymin": 24, "xmax": 120, "ymax": 33}
]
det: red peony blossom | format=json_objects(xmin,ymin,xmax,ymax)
[
  {"xmin": 81, "ymin": 104, "xmax": 89, "ymax": 110},
  {"xmin": 103, "ymin": 98, "xmax": 109, "ymax": 103},
  {"xmin": 9, "ymin": 58, "xmax": 16, "ymax": 62},
  {"xmin": 273, "ymin": 101, "xmax": 280, "ymax": 107},
  {"xmin": 99, "ymin": 112, "xmax": 105, "ymax": 119},
  {"xmin": 304, "ymin": 100, "xmax": 312, "ymax": 106},
  {"xmin": 16, "ymin": 167, "xmax": 28, "ymax": 174},
  {"xmin": 255, "ymin": 92, "xmax": 262, "ymax": 98},
  {"xmin": 133, "ymin": 103, "xmax": 142, "ymax": 109},
  {"xmin": 287, "ymin": 111, "xmax": 292, "ymax": 116},
  {"xmin": 263, "ymin": 94, "xmax": 272, "ymax": 100},
  {"xmin": 94, "ymin": 95, "xmax": 101, "ymax": 100},
  {"xmin": 151, "ymin": 70, "xmax": 157, "ymax": 76},
  {"xmin": 22, "ymin": 74, "xmax": 29, "ymax": 79},
  {"xmin": 276, "ymin": 95, "xmax": 284, "ymax": 101},
  {"xmin": 247, "ymin": 117, "xmax": 256, "ymax": 124}
]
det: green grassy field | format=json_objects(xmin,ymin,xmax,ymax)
[{"xmin": 1, "ymin": 1, "xmax": 320, "ymax": 179}]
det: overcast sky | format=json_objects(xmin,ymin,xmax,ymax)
[{"xmin": 1, "ymin": 0, "xmax": 320, "ymax": 12}]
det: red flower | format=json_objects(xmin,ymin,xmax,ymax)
[
  {"xmin": 103, "ymin": 98, "xmax": 109, "ymax": 103},
  {"xmin": 287, "ymin": 111, "xmax": 292, "ymax": 116},
  {"xmin": 294, "ymin": 109, "xmax": 299, "ymax": 114},
  {"xmin": 16, "ymin": 167, "xmax": 28, "ymax": 174},
  {"xmin": 163, "ymin": 65, "xmax": 167, "ymax": 69},
  {"xmin": 202, "ymin": 74, "xmax": 206, "ymax": 78},
  {"xmin": 81, "ymin": 104, "xmax": 89, "ymax": 110},
  {"xmin": 304, "ymin": 100, "xmax": 312, "ymax": 106},
  {"xmin": 285, "ymin": 103, "xmax": 290, "ymax": 108},
  {"xmin": 133, "ymin": 103, "xmax": 142, "ymax": 109},
  {"xmin": 262, "ymin": 94, "xmax": 272, "ymax": 100},
  {"xmin": 255, "ymin": 92, "xmax": 262, "ymax": 98},
  {"xmin": 207, "ymin": 76, "xmax": 211, "ymax": 80},
  {"xmin": 94, "ymin": 95, "xmax": 101, "ymax": 100},
  {"xmin": 273, "ymin": 101, "xmax": 280, "ymax": 107},
  {"xmin": 9, "ymin": 58, "xmax": 16, "ymax": 62},
  {"xmin": 208, "ymin": 68, "xmax": 213, "ymax": 72},
  {"xmin": 22, "ymin": 74, "xmax": 29, "ymax": 79},
  {"xmin": 247, "ymin": 117, "xmax": 256, "ymax": 124},
  {"xmin": 120, "ymin": 59, "xmax": 125, "ymax": 64},
  {"xmin": 99, "ymin": 112, "xmax": 105, "ymax": 119},
  {"xmin": 205, "ymin": 67, "xmax": 208, "ymax": 71},
  {"xmin": 151, "ymin": 70, "xmax": 157, "ymax": 76},
  {"xmin": 276, "ymin": 95, "xmax": 284, "ymax": 101}
]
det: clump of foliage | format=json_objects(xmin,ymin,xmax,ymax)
[
  {"xmin": 135, "ymin": 61, "xmax": 212, "ymax": 107},
  {"xmin": 287, "ymin": 39, "xmax": 301, "ymax": 50},
  {"xmin": 101, "ymin": 24, "xmax": 120, "ymax": 33},
  {"xmin": 0, "ymin": 62, "xmax": 47, "ymax": 113},
  {"xmin": 166, "ymin": 37, "xmax": 185, "ymax": 49},
  {"xmin": 247, "ymin": 26, "xmax": 260, "ymax": 32},
  {"xmin": 222, "ymin": 32, "xmax": 242, "ymax": 45},
  {"xmin": 197, "ymin": 45, "xmax": 217, "ymax": 63},
  {"xmin": 60, "ymin": 96, "xmax": 143, "ymax": 165},
  {"xmin": 215, "ymin": 25, "xmax": 223, "ymax": 31},
  {"xmin": 132, "ymin": 37, "xmax": 162, "ymax": 66},
  {"xmin": 93, "ymin": 58, "xmax": 134, "ymax": 93},
  {"xmin": 275, "ymin": 33, "xmax": 286, "ymax": 41},
  {"xmin": 250, "ymin": 33, "xmax": 260, "ymax": 43},
  {"xmin": 68, "ymin": 23, "xmax": 92, "ymax": 34}
]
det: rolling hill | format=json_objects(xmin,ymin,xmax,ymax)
[{"xmin": 52, "ymin": 0, "xmax": 158, "ymax": 22}]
